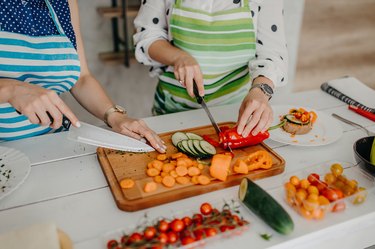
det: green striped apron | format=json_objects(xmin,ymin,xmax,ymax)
[{"xmin": 153, "ymin": 0, "xmax": 256, "ymax": 115}]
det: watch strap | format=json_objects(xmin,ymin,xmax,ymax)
[{"xmin": 104, "ymin": 105, "xmax": 126, "ymax": 128}]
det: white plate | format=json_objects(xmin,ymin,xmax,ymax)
[
  {"xmin": 269, "ymin": 105, "xmax": 343, "ymax": 146},
  {"xmin": 0, "ymin": 146, "xmax": 31, "ymax": 200}
]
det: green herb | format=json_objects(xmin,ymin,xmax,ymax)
[{"xmin": 260, "ymin": 233, "xmax": 272, "ymax": 241}]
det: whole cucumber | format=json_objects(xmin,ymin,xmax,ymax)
[{"xmin": 370, "ymin": 137, "xmax": 375, "ymax": 165}]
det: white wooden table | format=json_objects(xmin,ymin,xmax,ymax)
[{"xmin": 1, "ymin": 89, "xmax": 375, "ymax": 249}]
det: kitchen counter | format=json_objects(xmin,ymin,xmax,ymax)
[{"xmin": 0, "ymin": 89, "xmax": 374, "ymax": 249}]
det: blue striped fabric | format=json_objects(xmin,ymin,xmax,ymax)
[{"xmin": 0, "ymin": 0, "xmax": 80, "ymax": 141}]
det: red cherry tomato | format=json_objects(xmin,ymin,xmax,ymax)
[
  {"xmin": 322, "ymin": 188, "xmax": 340, "ymax": 202},
  {"xmin": 332, "ymin": 201, "xmax": 346, "ymax": 212},
  {"xmin": 170, "ymin": 219, "xmax": 185, "ymax": 232},
  {"xmin": 181, "ymin": 236, "xmax": 196, "ymax": 245},
  {"xmin": 128, "ymin": 232, "xmax": 142, "ymax": 244},
  {"xmin": 193, "ymin": 229, "xmax": 205, "ymax": 241},
  {"xmin": 192, "ymin": 213, "xmax": 203, "ymax": 225},
  {"xmin": 158, "ymin": 220, "xmax": 169, "ymax": 233},
  {"xmin": 200, "ymin": 202, "xmax": 213, "ymax": 215},
  {"xmin": 120, "ymin": 235, "xmax": 128, "ymax": 245},
  {"xmin": 211, "ymin": 208, "xmax": 220, "ymax": 216},
  {"xmin": 220, "ymin": 225, "xmax": 229, "ymax": 232},
  {"xmin": 107, "ymin": 239, "xmax": 118, "ymax": 249},
  {"xmin": 334, "ymin": 189, "xmax": 344, "ymax": 199},
  {"xmin": 157, "ymin": 232, "xmax": 168, "ymax": 244},
  {"xmin": 167, "ymin": 231, "xmax": 178, "ymax": 244},
  {"xmin": 205, "ymin": 227, "xmax": 218, "ymax": 237},
  {"xmin": 307, "ymin": 173, "xmax": 320, "ymax": 185},
  {"xmin": 182, "ymin": 216, "xmax": 192, "ymax": 227},
  {"xmin": 316, "ymin": 181, "xmax": 328, "ymax": 192},
  {"xmin": 144, "ymin": 226, "xmax": 157, "ymax": 240}
]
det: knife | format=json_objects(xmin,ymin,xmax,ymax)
[
  {"xmin": 67, "ymin": 121, "xmax": 155, "ymax": 152},
  {"xmin": 193, "ymin": 82, "xmax": 233, "ymax": 153}
]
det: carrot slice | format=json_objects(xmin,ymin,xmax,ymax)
[
  {"xmin": 162, "ymin": 175, "xmax": 176, "ymax": 188},
  {"xmin": 147, "ymin": 168, "xmax": 160, "ymax": 177},
  {"xmin": 170, "ymin": 170, "xmax": 178, "ymax": 178},
  {"xmin": 162, "ymin": 163, "xmax": 175, "ymax": 173},
  {"xmin": 161, "ymin": 172, "xmax": 168, "ymax": 177},
  {"xmin": 120, "ymin": 178, "xmax": 135, "ymax": 189},
  {"xmin": 197, "ymin": 175, "xmax": 211, "ymax": 185},
  {"xmin": 176, "ymin": 176, "xmax": 190, "ymax": 185},
  {"xmin": 171, "ymin": 152, "xmax": 184, "ymax": 159},
  {"xmin": 154, "ymin": 175, "xmax": 162, "ymax": 183},
  {"xmin": 197, "ymin": 163, "xmax": 204, "ymax": 170},
  {"xmin": 157, "ymin": 154, "xmax": 168, "ymax": 161},
  {"xmin": 144, "ymin": 181, "xmax": 157, "ymax": 193},
  {"xmin": 176, "ymin": 166, "xmax": 188, "ymax": 177},
  {"xmin": 188, "ymin": 166, "xmax": 201, "ymax": 177},
  {"xmin": 191, "ymin": 175, "xmax": 199, "ymax": 184}
]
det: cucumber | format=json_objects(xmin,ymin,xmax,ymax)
[
  {"xmin": 370, "ymin": 138, "xmax": 375, "ymax": 165},
  {"xmin": 187, "ymin": 139, "xmax": 201, "ymax": 157},
  {"xmin": 185, "ymin": 132, "xmax": 203, "ymax": 140},
  {"xmin": 199, "ymin": 140, "xmax": 216, "ymax": 155},
  {"xmin": 179, "ymin": 140, "xmax": 196, "ymax": 157},
  {"xmin": 171, "ymin": 132, "xmax": 189, "ymax": 147},
  {"xmin": 239, "ymin": 178, "xmax": 294, "ymax": 235},
  {"xmin": 192, "ymin": 140, "xmax": 209, "ymax": 156},
  {"xmin": 284, "ymin": 114, "xmax": 310, "ymax": 125}
]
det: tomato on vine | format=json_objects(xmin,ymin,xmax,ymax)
[
  {"xmin": 200, "ymin": 202, "xmax": 213, "ymax": 215},
  {"xmin": 170, "ymin": 218, "xmax": 185, "ymax": 232}
]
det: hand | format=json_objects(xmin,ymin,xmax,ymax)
[
  {"xmin": 236, "ymin": 88, "xmax": 273, "ymax": 137},
  {"xmin": 173, "ymin": 52, "xmax": 204, "ymax": 98},
  {"xmin": 107, "ymin": 113, "xmax": 167, "ymax": 153},
  {"xmin": 8, "ymin": 80, "xmax": 80, "ymax": 129}
]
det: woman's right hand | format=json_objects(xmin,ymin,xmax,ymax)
[
  {"xmin": 173, "ymin": 52, "xmax": 204, "ymax": 98},
  {"xmin": 6, "ymin": 80, "xmax": 80, "ymax": 129}
]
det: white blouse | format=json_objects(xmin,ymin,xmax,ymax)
[{"xmin": 133, "ymin": 0, "xmax": 288, "ymax": 87}]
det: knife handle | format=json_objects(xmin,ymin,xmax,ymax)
[
  {"xmin": 193, "ymin": 81, "xmax": 203, "ymax": 104},
  {"xmin": 16, "ymin": 109, "xmax": 71, "ymax": 129}
]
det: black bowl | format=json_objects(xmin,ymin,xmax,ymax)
[{"xmin": 354, "ymin": 136, "xmax": 375, "ymax": 176}]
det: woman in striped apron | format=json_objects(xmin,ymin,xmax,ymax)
[
  {"xmin": 134, "ymin": 0, "xmax": 288, "ymax": 137},
  {"xmin": 0, "ymin": 0, "xmax": 165, "ymax": 152}
]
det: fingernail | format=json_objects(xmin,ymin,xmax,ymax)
[
  {"xmin": 162, "ymin": 140, "xmax": 166, "ymax": 144},
  {"xmin": 76, "ymin": 121, "xmax": 81, "ymax": 128}
]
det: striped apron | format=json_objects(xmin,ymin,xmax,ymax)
[
  {"xmin": 153, "ymin": 0, "xmax": 256, "ymax": 115},
  {"xmin": 0, "ymin": 0, "xmax": 80, "ymax": 140}
]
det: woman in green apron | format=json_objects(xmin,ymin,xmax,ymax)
[
  {"xmin": 134, "ymin": 0, "xmax": 287, "ymax": 138},
  {"xmin": 0, "ymin": 0, "xmax": 165, "ymax": 153}
]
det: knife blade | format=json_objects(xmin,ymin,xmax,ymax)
[
  {"xmin": 193, "ymin": 82, "xmax": 233, "ymax": 153},
  {"xmin": 68, "ymin": 121, "xmax": 155, "ymax": 152}
]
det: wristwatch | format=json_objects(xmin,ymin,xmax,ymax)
[
  {"xmin": 250, "ymin": 83, "xmax": 274, "ymax": 100},
  {"xmin": 104, "ymin": 105, "xmax": 127, "ymax": 128}
]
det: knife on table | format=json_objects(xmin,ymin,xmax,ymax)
[{"xmin": 193, "ymin": 82, "xmax": 233, "ymax": 153}]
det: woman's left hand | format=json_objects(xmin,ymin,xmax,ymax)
[
  {"xmin": 236, "ymin": 88, "xmax": 273, "ymax": 137},
  {"xmin": 107, "ymin": 113, "xmax": 167, "ymax": 153}
]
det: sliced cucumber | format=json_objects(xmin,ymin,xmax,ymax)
[
  {"xmin": 192, "ymin": 139, "xmax": 208, "ymax": 155},
  {"xmin": 199, "ymin": 140, "xmax": 216, "ymax": 155},
  {"xmin": 179, "ymin": 140, "xmax": 196, "ymax": 157},
  {"xmin": 187, "ymin": 140, "xmax": 201, "ymax": 157},
  {"xmin": 284, "ymin": 114, "xmax": 310, "ymax": 125},
  {"xmin": 185, "ymin": 132, "xmax": 203, "ymax": 140},
  {"xmin": 172, "ymin": 132, "xmax": 189, "ymax": 147}
]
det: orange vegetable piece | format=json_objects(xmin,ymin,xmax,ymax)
[
  {"xmin": 209, "ymin": 154, "xmax": 232, "ymax": 181},
  {"xmin": 169, "ymin": 170, "xmax": 178, "ymax": 178},
  {"xmin": 147, "ymin": 168, "xmax": 160, "ymax": 177},
  {"xmin": 177, "ymin": 157, "xmax": 193, "ymax": 168},
  {"xmin": 144, "ymin": 181, "xmax": 157, "ymax": 193},
  {"xmin": 147, "ymin": 162, "xmax": 154, "ymax": 169},
  {"xmin": 176, "ymin": 166, "xmax": 188, "ymax": 176},
  {"xmin": 162, "ymin": 175, "xmax": 176, "ymax": 188},
  {"xmin": 120, "ymin": 178, "xmax": 135, "ymax": 189},
  {"xmin": 156, "ymin": 154, "xmax": 168, "ymax": 161},
  {"xmin": 191, "ymin": 161, "xmax": 198, "ymax": 167},
  {"xmin": 162, "ymin": 163, "xmax": 175, "ymax": 173},
  {"xmin": 152, "ymin": 160, "xmax": 164, "ymax": 169},
  {"xmin": 154, "ymin": 175, "xmax": 163, "ymax": 183},
  {"xmin": 161, "ymin": 172, "xmax": 168, "ymax": 177},
  {"xmin": 176, "ymin": 176, "xmax": 190, "ymax": 185},
  {"xmin": 191, "ymin": 175, "xmax": 199, "ymax": 184},
  {"xmin": 188, "ymin": 166, "xmax": 201, "ymax": 177},
  {"xmin": 246, "ymin": 150, "xmax": 273, "ymax": 170},
  {"xmin": 310, "ymin": 111, "xmax": 317, "ymax": 124},
  {"xmin": 197, "ymin": 175, "xmax": 211, "ymax": 185},
  {"xmin": 171, "ymin": 152, "xmax": 184, "ymax": 159},
  {"xmin": 197, "ymin": 163, "xmax": 204, "ymax": 170},
  {"xmin": 233, "ymin": 159, "xmax": 249, "ymax": 174}
]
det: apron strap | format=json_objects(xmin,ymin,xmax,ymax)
[
  {"xmin": 44, "ymin": 0, "xmax": 66, "ymax": 35},
  {"xmin": 242, "ymin": 0, "xmax": 249, "ymax": 8}
]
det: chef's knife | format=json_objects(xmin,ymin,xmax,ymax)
[
  {"xmin": 193, "ymin": 82, "xmax": 233, "ymax": 153},
  {"xmin": 67, "ymin": 121, "xmax": 155, "ymax": 152}
]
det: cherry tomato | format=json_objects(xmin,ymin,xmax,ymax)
[
  {"xmin": 322, "ymin": 188, "xmax": 339, "ymax": 202},
  {"xmin": 330, "ymin": 163, "xmax": 343, "ymax": 177},
  {"xmin": 120, "ymin": 235, "xmax": 128, "ymax": 245},
  {"xmin": 200, "ymin": 202, "xmax": 213, "ymax": 215},
  {"xmin": 157, "ymin": 220, "xmax": 169, "ymax": 233},
  {"xmin": 167, "ymin": 231, "xmax": 178, "ymax": 244},
  {"xmin": 181, "ymin": 236, "xmax": 196, "ymax": 245},
  {"xmin": 193, "ymin": 229, "xmax": 205, "ymax": 241},
  {"xmin": 211, "ymin": 208, "xmax": 220, "ymax": 216},
  {"xmin": 332, "ymin": 201, "xmax": 346, "ymax": 212},
  {"xmin": 182, "ymin": 216, "xmax": 192, "ymax": 227},
  {"xmin": 157, "ymin": 232, "xmax": 168, "ymax": 244},
  {"xmin": 307, "ymin": 173, "xmax": 320, "ymax": 185},
  {"xmin": 220, "ymin": 225, "xmax": 229, "ymax": 232},
  {"xmin": 192, "ymin": 213, "xmax": 203, "ymax": 225},
  {"xmin": 128, "ymin": 232, "xmax": 142, "ymax": 244},
  {"xmin": 222, "ymin": 209, "xmax": 232, "ymax": 216},
  {"xmin": 170, "ymin": 219, "xmax": 185, "ymax": 232},
  {"xmin": 205, "ymin": 227, "xmax": 218, "ymax": 237},
  {"xmin": 144, "ymin": 226, "xmax": 157, "ymax": 240},
  {"xmin": 316, "ymin": 181, "xmax": 328, "ymax": 192},
  {"xmin": 107, "ymin": 239, "xmax": 118, "ymax": 249},
  {"xmin": 334, "ymin": 189, "xmax": 344, "ymax": 199}
]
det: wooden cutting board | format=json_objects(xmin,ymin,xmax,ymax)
[{"xmin": 97, "ymin": 122, "xmax": 285, "ymax": 212}]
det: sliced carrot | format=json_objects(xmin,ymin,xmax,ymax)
[
  {"xmin": 153, "ymin": 162, "xmax": 163, "ymax": 171},
  {"xmin": 171, "ymin": 152, "xmax": 184, "ymax": 159},
  {"xmin": 147, "ymin": 162, "xmax": 154, "ymax": 169},
  {"xmin": 197, "ymin": 163, "xmax": 204, "ymax": 170},
  {"xmin": 161, "ymin": 172, "xmax": 168, "ymax": 177},
  {"xmin": 176, "ymin": 166, "xmax": 188, "ymax": 177},
  {"xmin": 120, "ymin": 178, "xmax": 135, "ymax": 189},
  {"xmin": 152, "ymin": 160, "xmax": 164, "ymax": 170},
  {"xmin": 144, "ymin": 181, "xmax": 157, "ymax": 193},
  {"xmin": 162, "ymin": 175, "xmax": 176, "ymax": 188},
  {"xmin": 188, "ymin": 166, "xmax": 201, "ymax": 177},
  {"xmin": 191, "ymin": 161, "xmax": 198, "ymax": 167},
  {"xmin": 233, "ymin": 159, "xmax": 249, "ymax": 174},
  {"xmin": 170, "ymin": 170, "xmax": 178, "ymax": 178},
  {"xmin": 147, "ymin": 168, "xmax": 160, "ymax": 177},
  {"xmin": 176, "ymin": 176, "xmax": 190, "ymax": 185},
  {"xmin": 156, "ymin": 154, "xmax": 168, "ymax": 161},
  {"xmin": 177, "ymin": 157, "xmax": 193, "ymax": 168},
  {"xmin": 191, "ymin": 175, "xmax": 199, "ymax": 184},
  {"xmin": 154, "ymin": 175, "xmax": 162, "ymax": 183},
  {"xmin": 197, "ymin": 175, "xmax": 211, "ymax": 185},
  {"xmin": 162, "ymin": 163, "xmax": 175, "ymax": 173}
]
